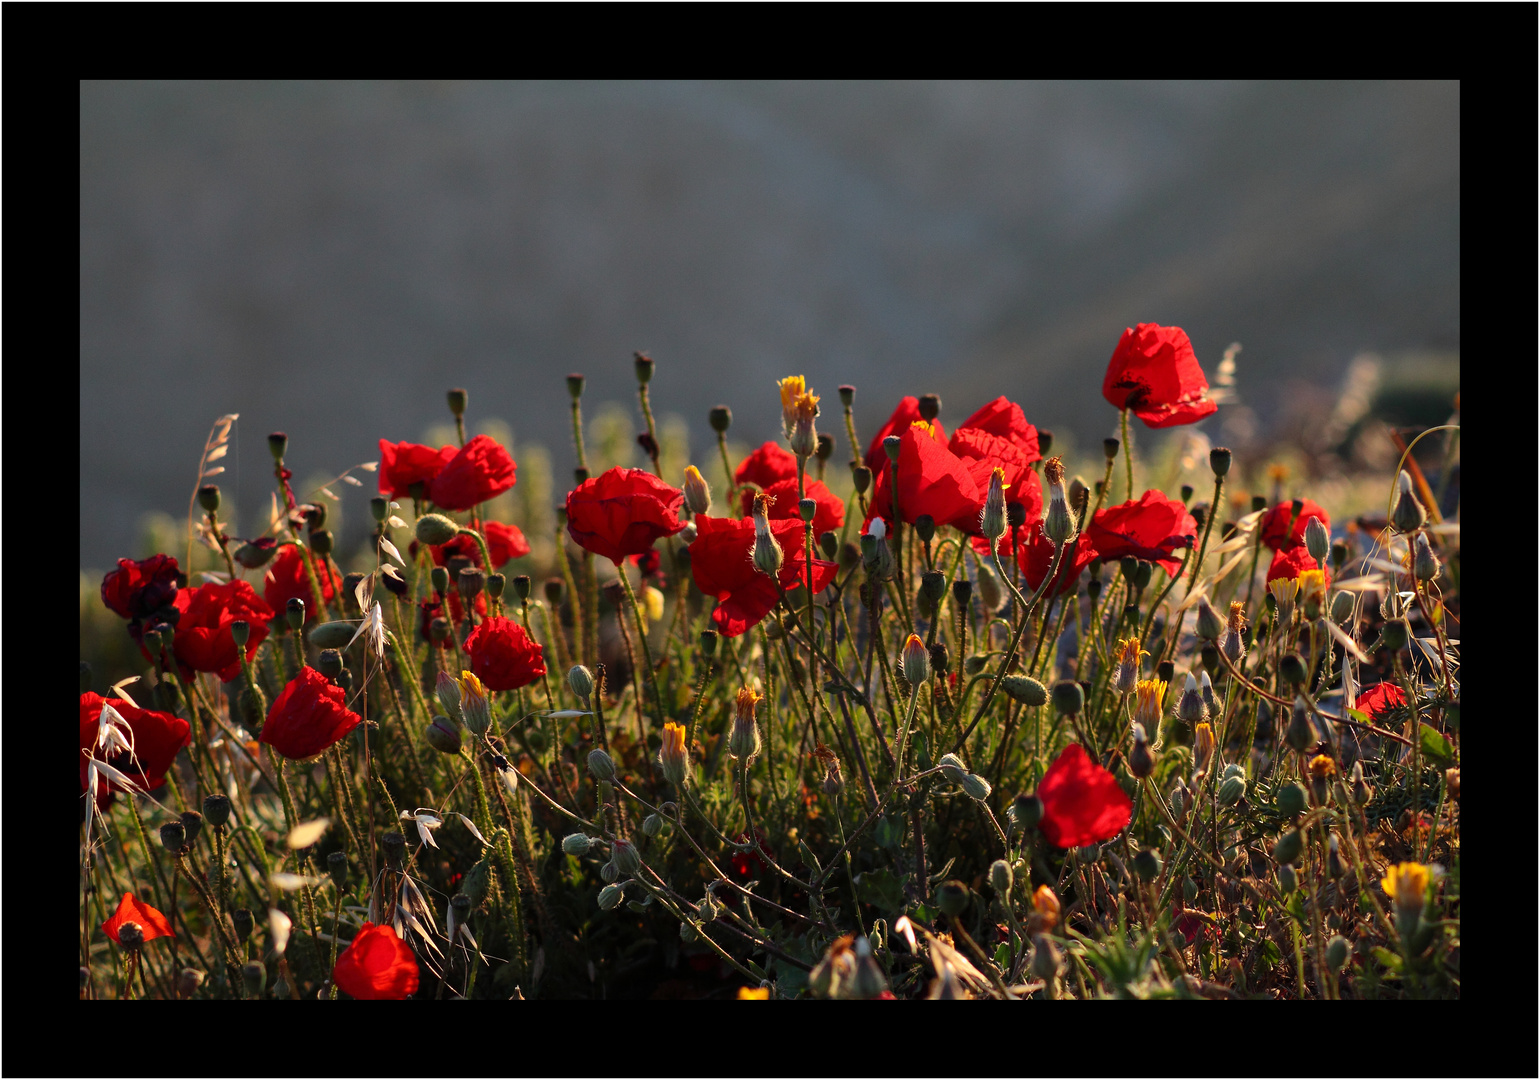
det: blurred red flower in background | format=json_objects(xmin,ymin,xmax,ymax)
[
  {"xmin": 101, "ymin": 554, "xmax": 181, "ymax": 622},
  {"xmin": 735, "ymin": 441, "xmax": 799, "ymax": 492},
  {"xmin": 1101, "ymin": 324, "xmax": 1218, "ymax": 428},
  {"xmin": 426, "ymin": 521, "xmax": 531, "ymax": 570},
  {"xmin": 428, "ymin": 434, "xmax": 517, "ymax": 511},
  {"xmin": 1266, "ymin": 544, "xmax": 1330, "ymax": 586},
  {"xmin": 1260, "ymin": 498, "xmax": 1330, "ymax": 552},
  {"xmin": 333, "ymin": 922, "xmax": 419, "ymax": 1000},
  {"xmin": 263, "ymin": 545, "xmax": 339, "ymax": 618},
  {"xmin": 260, "ymin": 667, "xmax": 362, "ymax": 760},
  {"xmin": 741, "ymin": 476, "xmax": 845, "ymax": 536},
  {"xmin": 566, "ymin": 467, "xmax": 686, "ymax": 565}
]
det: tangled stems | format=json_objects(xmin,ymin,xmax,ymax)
[{"xmin": 615, "ymin": 569, "xmax": 667, "ymax": 731}]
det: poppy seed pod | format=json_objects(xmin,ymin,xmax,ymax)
[
  {"xmin": 698, "ymin": 629, "xmax": 719, "ymax": 659},
  {"xmin": 815, "ymin": 432, "xmax": 836, "ymax": 462},
  {"xmin": 913, "ymin": 513, "xmax": 936, "ymax": 545},
  {"xmin": 1209, "ymin": 446, "xmax": 1232, "ymax": 477},
  {"xmin": 928, "ymin": 641, "xmax": 950, "ymax": 677},
  {"xmin": 1050, "ymin": 679, "xmax": 1084, "ymax": 717},
  {"xmin": 934, "ymin": 880, "xmax": 970, "ymax": 918},
  {"xmin": 838, "ymin": 384, "xmax": 856, "ymax": 407},
  {"xmin": 507, "ymin": 574, "xmax": 530, "ymax": 601},
  {"xmin": 416, "ymin": 514, "xmax": 460, "ymax": 547},
  {"xmin": 1391, "ymin": 471, "xmax": 1426, "ymax": 534},
  {"xmin": 818, "ymin": 531, "xmax": 839, "ymax": 560},
  {"xmin": 485, "ymin": 573, "xmax": 506, "ymax": 601},
  {"xmin": 951, "ymin": 577, "xmax": 973, "ymax": 609},
  {"xmin": 197, "ymin": 484, "xmax": 221, "ymax": 515},
  {"xmin": 798, "ymin": 497, "xmax": 817, "ymax": 523},
  {"xmin": 566, "ymin": 373, "xmax": 585, "ymax": 399},
  {"xmin": 850, "ymin": 463, "xmax": 872, "ymax": 495},
  {"xmin": 883, "ymin": 435, "xmax": 901, "ymax": 463},
  {"xmin": 917, "ymin": 393, "xmax": 941, "ymax": 422},
  {"xmin": 1009, "ymin": 793, "xmax": 1044, "ymax": 832},
  {"xmin": 1103, "ymin": 437, "xmax": 1120, "ymax": 461},
  {"xmin": 317, "ymin": 649, "xmax": 344, "ymax": 682},
  {"xmin": 267, "ymin": 431, "xmax": 288, "ymax": 461},
  {"xmin": 1180, "ymin": 484, "xmax": 1195, "ymax": 505},
  {"xmin": 1132, "ymin": 847, "xmax": 1162, "ymax": 882},
  {"xmin": 327, "ymin": 850, "xmax": 349, "ymax": 891},
  {"xmin": 203, "ymin": 793, "xmax": 231, "ymax": 829},
  {"xmin": 159, "ymin": 820, "xmax": 186, "ymax": 854},
  {"xmin": 285, "ymin": 598, "xmax": 306, "ymax": 631},
  {"xmin": 179, "ymin": 810, "xmax": 204, "ymax": 848},
  {"xmin": 634, "ymin": 352, "xmax": 655, "ymax": 384}
]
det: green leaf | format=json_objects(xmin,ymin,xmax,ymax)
[
  {"xmin": 994, "ymin": 942, "xmax": 1013, "ymax": 969},
  {"xmin": 873, "ymin": 815, "xmax": 903, "ymax": 852},
  {"xmin": 854, "ymin": 867, "xmax": 909, "ymax": 914},
  {"xmin": 1371, "ymin": 946, "xmax": 1403, "ymax": 971},
  {"xmin": 1418, "ymin": 723, "xmax": 1454, "ymax": 766},
  {"xmin": 1286, "ymin": 892, "xmax": 1307, "ymax": 924},
  {"xmin": 1347, "ymin": 707, "xmax": 1373, "ymax": 727}
]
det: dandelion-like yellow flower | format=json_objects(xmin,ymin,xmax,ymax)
[
  {"xmin": 1298, "ymin": 568, "xmax": 1327, "ymax": 605},
  {"xmin": 1133, "ymin": 678, "xmax": 1167, "ymax": 730},
  {"xmin": 730, "ymin": 686, "xmax": 764, "ymax": 762},
  {"xmin": 1032, "ymin": 884, "xmax": 1060, "ymax": 930},
  {"xmin": 1227, "ymin": 601, "xmax": 1248, "ymax": 634},
  {"xmin": 1308, "ymin": 754, "xmax": 1336, "ymax": 781},
  {"xmin": 778, "ymin": 375, "xmax": 807, "ymax": 422},
  {"xmin": 1268, "ymin": 576, "xmax": 1299, "ymax": 621},
  {"xmin": 737, "ymin": 986, "xmax": 771, "ymax": 1000},
  {"xmin": 1267, "ymin": 464, "xmax": 1288, "ymax": 482},
  {"xmin": 1193, "ymin": 721, "xmax": 1215, "ymax": 771},
  {"xmin": 1381, "ymin": 862, "xmax": 1431, "ymax": 914},
  {"xmin": 682, "ymin": 464, "xmax": 712, "ymax": 515},
  {"xmin": 659, "ymin": 721, "xmax": 689, "ymax": 786},
  {"xmin": 458, "ymin": 670, "xmax": 492, "ymax": 735},
  {"xmin": 1114, "ymin": 638, "xmax": 1147, "ymax": 694}
]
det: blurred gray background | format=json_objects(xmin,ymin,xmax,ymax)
[{"xmin": 80, "ymin": 80, "xmax": 1459, "ymax": 569}]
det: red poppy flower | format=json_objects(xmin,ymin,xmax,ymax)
[
  {"xmin": 734, "ymin": 441, "xmax": 800, "ymax": 491},
  {"xmin": 630, "ymin": 547, "xmax": 663, "ymax": 580},
  {"xmin": 80, "ymin": 693, "xmax": 191, "ymax": 808},
  {"xmin": 1036, "ymin": 743, "xmax": 1133, "ymax": 849},
  {"xmin": 465, "ymin": 615, "xmax": 548, "ymax": 691},
  {"xmin": 566, "ymin": 467, "xmax": 686, "ymax": 565},
  {"xmin": 740, "ymin": 477, "xmax": 846, "ymax": 537},
  {"xmin": 101, "ymin": 554, "xmax": 181, "ymax": 621},
  {"xmin": 689, "ymin": 515, "xmax": 839, "ymax": 637},
  {"xmin": 333, "ymin": 922, "xmax": 419, "ymax": 1000},
  {"xmin": 427, "ymin": 521, "xmax": 531, "ymax": 571},
  {"xmin": 1265, "ymin": 545, "xmax": 1330, "ymax": 586},
  {"xmin": 947, "ymin": 427, "xmax": 1044, "ymax": 527},
  {"xmin": 728, "ymin": 831, "xmax": 771, "ymax": 878},
  {"xmin": 1355, "ymin": 681, "xmax": 1406, "ymax": 720},
  {"xmin": 158, "ymin": 580, "xmax": 274, "ymax": 683},
  {"xmin": 428, "ymin": 434, "xmax": 517, "ymax": 512},
  {"xmin": 378, "ymin": 439, "xmax": 457, "ymax": 500},
  {"xmin": 1260, "ymin": 498, "xmax": 1330, "ymax": 552},
  {"xmin": 1086, "ymin": 491, "xmax": 1198, "ymax": 576},
  {"xmin": 418, "ymin": 595, "xmax": 487, "ymax": 641},
  {"xmin": 102, "ymin": 892, "xmax": 175, "ymax": 945},
  {"xmin": 1017, "ymin": 531, "xmax": 1098, "ymax": 597},
  {"xmin": 956, "ymin": 396, "xmax": 1042, "ymax": 459},
  {"xmin": 263, "ymin": 544, "xmax": 340, "ymax": 618},
  {"xmin": 260, "ymin": 666, "xmax": 362, "ymax": 760},
  {"xmin": 865, "ymin": 423, "xmax": 981, "ymax": 535},
  {"xmin": 1102, "ymin": 323, "xmax": 1218, "ymax": 428},
  {"xmin": 864, "ymin": 397, "xmax": 947, "ymax": 476}
]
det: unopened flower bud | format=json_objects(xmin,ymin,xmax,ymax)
[
  {"xmin": 1413, "ymin": 533, "xmax": 1440, "ymax": 582},
  {"xmin": 1209, "ymin": 446, "xmax": 1232, "ymax": 477},
  {"xmin": 588, "ymin": 748, "xmax": 616, "ymax": 782},
  {"xmin": 837, "ymin": 384, "xmax": 856, "ymax": 407},
  {"xmin": 567, "ymin": 664, "xmax": 594, "ymax": 701},
  {"xmin": 458, "ymin": 671, "xmax": 491, "ymax": 734},
  {"xmin": 196, "ymin": 484, "xmax": 222, "ymax": 516},
  {"xmin": 1304, "ymin": 516, "xmax": 1330, "ymax": 562},
  {"xmin": 285, "ymin": 598, "xmax": 306, "ymax": 631},
  {"xmin": 1390, "ymin": 471, "xmax": 1426, "ymax": 534},
  {"xmin": 1177, "ymin": 673, "xmax": 1206, "ymax": 724},
  {"xmin": 1195, "ymin": 597, "xmax": 1224, "ymax": 641},
  {"xmin": 1200, "ymin": 670, "xmax": 1218, "ymax": 716},
  {"xmin": 562, "ymin": 833, "xmax": 593, "ymax": 856},
  {"xmin": 265, "ymin": 431, "xmax": 289, "ymax": 461},
  {"xmin": 1278, "ymin": 652, "xmax": 1307, "ymax": 687},
  {"xmin": 232, "ymin": 909, "xmax": 255, "ymax": 941},
  {"xmin": 598, "ymin": 882, "xmax": 625, "ymax": 910},
  {"xmin": 959, "ymin": 771, "xmax": 992, "ymax": 802},
  {"xmin": 1273, "ymin": 828, "xmax": 1304, "ymax": 866},
  {"xmin": 1181, "ymin": 483, "xmax": 1195, "ymax": 505},
  {"xmin": 1326, "ymin": 935, "xmax": 1351, "ymax": 971},
  {"xmin": 1218, "ymin": 773, "xmax": 1246, "ymax": 806},
  {"xmin": 1051, "ymin": 679, "xmax": 1084, "ymax": 717},
  {"xmin": 990, "ymin": 859, "xmax": 1013, "ymax": 896},
  {"xmin": 642, "ymin": 813, "xmax": 664, "ymax": 838},
  {"xmin": 902, "ymin": 634, "xmax": 930, "ymax": 687},
  {"xmin": 611, "ymin": 838, "xmax": 642, "ymax": 876},
  {"xmin": 883, "ymin": 435, "xmax": 901, "ymax": 463},
  {"xmin": 750, "ymin": 494, "xmax": 784, "ymax": 578},
  {"xmin": 425, "ymin": 716, "xmax": 462, "ymax": 755},
  {"xmin": 1031, "ymin": 935, "xmax": 1062, "ymax": 979},
  {"xmin": 1330, "ymin": 590, "xmax": 1355, "ymax": 626},
  {"xmin": 1102, "ymin": 437, "xmax": 1120, "ymax": 461},
  {"xmin": 1132, "ymin": 847, "xmax": 1162, "ymax": 882},
  {"xmin": 935, "ymin": 880, "xmax": 970, "ymax": 918},
  {"xmin": 1381, "ymin": 617, "xmax": 1410, "ymax": 654},
  {"xmin": 633, "ymin": 352, "xmax": 655, "ymax": 384},
  {"xmin": 980, "ymin": 467, "xmax": 1007, "ymax": 543},
  {"xmin": 416, "ymin": 514, "xmax": 460, "ymax": 546},
  {"xmin": 682, "ymin": 465, "xmax": 712, "ymax": 515},
  {"xmin": 1009, "ymin": 793, "xmax": 1043, "ymax": 831},
  {"xmin": 309, "ymin": 529, "xmax": 334, "ymax": 557},
  {"xmin": 317, "ymin": 649, "xmax": 344, "ymax": 682},
  {"xmin": 1128, "ymin": 723, "xmax": 1155, "ymax": 778},
  {"xmin": 850, "ymin": 463, "xmax": 872, "ymax": 495},
  {"xmin": 566, "ymin": 373, "xmax": 585, "ymax": 399},
  {"xmin": 1284, "ymin": 696, "xmax": 1315, "ymax": 752},
  {"xmin": 659, "ymin": 721, "xmax": 689, "ymax": 787},
  {"xmin": 1002, "ymin": 675, "xmax": 1048, "ymax": 707},
  {"xmin": 817, "ymin": 530, "xmax": 839, "ymax": 561},
  {"xmin": 444, "ymin": 386, "xmax": 468, "ymax": 416}
]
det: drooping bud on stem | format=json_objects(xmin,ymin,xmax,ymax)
[{"xmin": 1391, "ymin": 470, "xmax": 1426, "ymax": 534}]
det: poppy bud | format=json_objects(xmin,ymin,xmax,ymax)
[
  {"xmin": 317, "ymin": 649, "xmax": 344, "ymax": 682},
  {"xmin": 263, "ymin": 432, "xmax": 288, "ymax": 463},
  {"xmin": 1051, "ymin": 679, "xmax": 1084, "ymax": 716},
  {"xmin": 478, "ymin": 573, "xmax": 502, "ymax": 602},
  {"xmin": 850, "ymin": 463, "xmax": 872, "ymax": 495},
  {"xmin": 681, "ymin": 465, "xmax": 712, "ymax": 516},
  {"xmin": 990, "ymin": 858, "xmax": 1013, "ymax": 896},
  {"xmin": 326, "ymin": 850, "xmax": 349, "ymax": 892},
  {"xmin": 1133, "ymin": 847, "xmax": 1162, "ymax": 881},
  {"xmin": 1413, "ymin": 533, "xmax": 1440, "ymax": 582},
  {"xmin": 1326, "ymin": 589, "xmax": 1355, "ymax": 627},
  {"xmin": 1031, "ymin": 935, "xmax": 1062, "ymax": 979},
  {"xmin": 1007, "ymin": 501, "xmax": 1028, "ymax": 529},
  {"xmin": 416, "ymin": 514, "xmax": 460, "ymax": 547},
  {"xmin": 1129, "ymin": 723, "xmax": 1155, "ymax": 778},
  {"xmin": 1391, "ymin": 471, "xmax": 1426, "ymax": 534},
  {"xmin": 306, "ymin": 621, "xmax": 352, "ymax": 650},
  {"xmin": 567, "ymin": 664, "xmax": 594, "ymax": 701},
  {"xmin": 902, "ymin": 634, "xmax": 930, "ymax": 687},
  {"xmin": 883, "ymin": 435, "xmax": 901, "ymax": 463},
  {"xmin": 919, "ymin": 569, "xmax": 947, "ymax": 607},
  {"xmin": 917, "ymin": 393, "xmax": 941, "ymax": 423},
  {"xmin": 935, "ymin": 880, "xmax": 970, "ymax": 918},
  {"xmin": 160, "ymin": 820, "xmax": 186, "ymax": 854},
  {"xmin": 425, "ymin": 716, "xmax": 462, "ymax": 755},
  {"xmin": 1278, "ymin": 652, "xmax": 1307, "ymax": 687},
  {"xmin": 1266, "ymin": 785, "xmax": 1306, "ymax": 824},
  {"xmin": 1002, "ymin": 675, "xmax": 1048, "ymax": 707},
  {"xmin": 1180, "ymin": 483, "xmax": 1195, "ymax": 506},
  {"xmin": 1325, "ymin": 934, "xmax": 1350, "ymax": 972},
  {"xmin": 203, "ymin": 793, "xmax": 231, "ymax": 829},
  {"xmin": 588, "ymin": 748, "xmax": 616, "ymax": 782},
  {"xmin": 1009, "ymin": 793, "xmax": 1043, "ymax": 831},
  {"xmin": 611, "ymin": 838, "xmax": 642, "ymax": 876},
  {"xmin": 232, "ymin": 908, "xmax": 255, "ymax": 941},
  {"xmin": 285, "ymin": 598, "xmax": 306, "ymax": 631},
  {"xmin": 438, "ymin": 385, "xmax": 467, "ymax": 417},
  {"xmin": 959, "ymin": 771, "xmax": 992, "ymax": 802},
  {"xmin": 562, "ymin": 833, "xmax": 592, "ymax": 856},
  {"xmin": 1209, "ymin": 446, "xmax": 1232, "ymax": 478},
  {"xmin": 816, "ymin": 531, "xmax": 839, "ymax": 561},
  {"xmin": 598, "ymin": 883, "xmax": 626, "ymax": 910},
  {"xmin": 1218, "ymin": 773, "xmax": 1246, "ymax": 806},
  {"xmin": 600, "ymin": 858, "xmax": 620, "ymax": 884},
  {"xmin": 642, "ymin": 813, "xmax": 664, "ymax": 838},
  {"xmin": 1195, "ymin": 597, "xmax": 1224, "ymax": 641},
  {"xmin": 1274, "ymin": 826, "xmax": 1304, "ymax": 867},
  {"xmin": 980, "ymin": 467, "xmax": 1007, "ymax": 543},
  {"xmin": 634, "ymin": 352, "xmax": 655, "ymax": 385}
]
